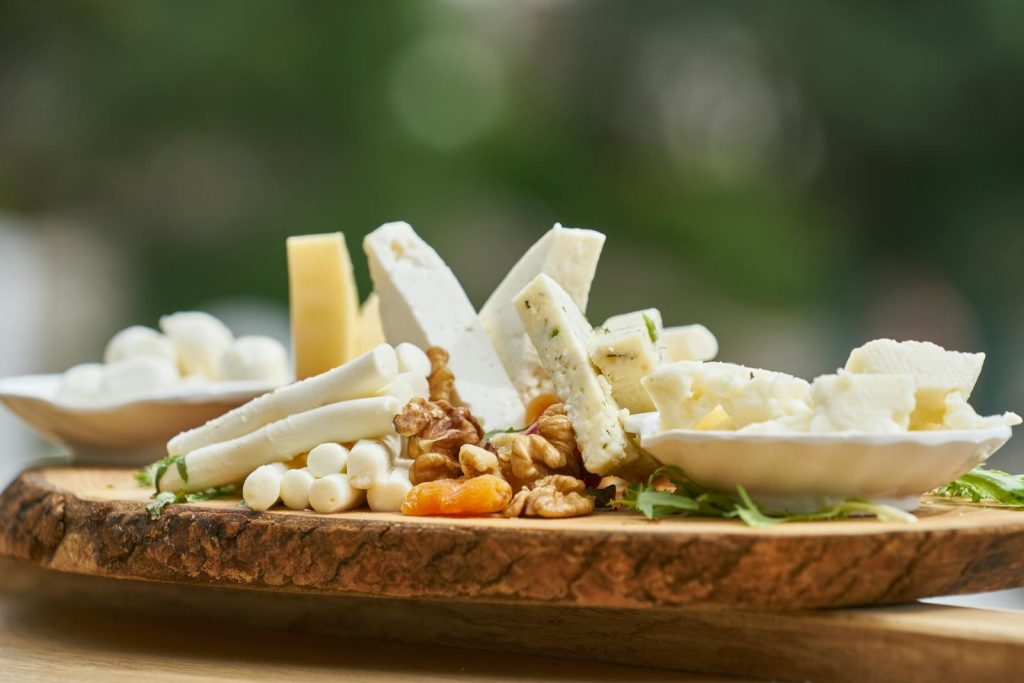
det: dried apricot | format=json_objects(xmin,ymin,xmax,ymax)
[
  {"xmin": 401, "ymin": 475, "xmax": 512, "ymax": 516},
  {"xmin": 524, "ymin": 392, "xmax": 561, "ymax": 426}
]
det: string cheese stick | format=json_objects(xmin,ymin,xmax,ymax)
[
  {"xmin": 243, "ymin": 463, "xmax": 288, "ymax": 511},
  {"xmin": 167, "ymin": 344, "xmax": 398, "ymax": 455},
  {"xmin": 347, "ymin": 439, "xmax": 394, "ymax": 489},
  {"xmin": 309, "ymin": 474, "xmax": 365, "ymax": 513},
  {"xmin": 159, "ymin": 396, "xmax": 401, "ymax": 493},
  {"xmin": 307, "ymin": 443, "xmax": 349, "ymax": 478},
  {"xmin": 395, "ymin": 343, "xmax": 431, "ymax": 377},
  {"xmin": 280, "ymin": 468, "xmax": 315, "ymax": 510},
  {"xmin": 366, "ymin": 463, "xmax": 413, "ymax": 512}
]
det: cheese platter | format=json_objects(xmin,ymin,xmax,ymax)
[{"xmin": 1, "ymin": 221, "xmax": 1023, "ymax": 620}]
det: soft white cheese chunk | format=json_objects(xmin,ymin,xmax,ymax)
[
  {"xmin": 104, "ymin": 326, "xmax": 178, "ymax": 366},
  {"xmin": 479, "ymin": 224, "xmax": 605, "ymax": 404},
  {"xmin": 220, "ymin": 336, "xmax": 290, "ymax": 384},
  {"xmin": 808, "ymin": 371, "xmax": 915, "ymax": 433},
  {"xmin": 588, "ymin": 309, "xmax": 663, "ymax": 413},
  {"xmin": 101, "ymin": 357, "xmax": 181, "ymax": 401},
  {"xmin": 366, "ymin": 461, "xmax": 412, "ymax": 512},
  {"xmin": 662, "ymin": 324, "xmax": 718, "ymax": 362},
  {"xmin": 159, "ymin": 311, "xmax": 234, "ymax": 380},
  {"xmin": 643, "ymin": 361, "xmax": 811, "ymax": 431},
  {"xmin": 941, "ymin": 391, "xmax": 1022, "ymax": 430},
  {"xmin": 243, "ymin": 462, "xmax": 288, "ymax": 512},
  {"xmin": 279, "ymin": 467, "xmax": 315, "ymax": 510},
  {"xmin": 514, "ymin": 273, "xmax": 642, "ymax": 475},
  {"xmin": 364, "ymin": 222, "xmax": 524, "ymax": 429},
  {"xmin": 56, "ymin": 363, "xmax": 106, "ymax": 405},
  {"xmin": 395, "ymin": 342, "xmax": 432, "ymax": 378},
  {"xmin": 845, "ymin": 339, "xmax": 985, "ymax": 428},
  {"xmin": 307, "ymin": 442, "xmax": 350, "ymax": 478},
  {"xmin": 309, "ymin": 473, "xmax": 365, "ymax": 513}
]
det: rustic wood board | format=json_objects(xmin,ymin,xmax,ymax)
[{"xmin": 3, "ymin": 467, "xmax": 1024, "ymax": 610}]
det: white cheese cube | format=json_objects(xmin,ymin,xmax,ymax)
[
  {"xmin": 662, "ymin": 324, "xmax": 718, "ymax": 362},
  {"xmin": 941, "ymin": 392, "xmax": 1022, "ymax": 430},
  {"xmin": 364, "ymin": 222, "xmax": 524, "ymax": 430},
  {"xmin": 159, "ymin": 312, "xmax": 234, "ymax": 380},
  {"xmin": 220, "ymin": 336, "xmax": 290, "ymax": 385},
  {"xmin": 643, "ymin": 361, "xmax": 811, "ymax": 431},
  {"xmin": 808, "ymin": 372, "xmax": 915, "ymax": 433},
  {"xmin": 479, "ymin": 224, "xmax": 605, "ymax": 403},
  {"xmin": 845, "ymin": 339, "xmax": 985, "ymax": 427},
  {"xmin": 514, "ymin": 274, "xmax": 642, "ymax": 475},
  {"xmin": 588, "ymin": 309, "xmax": 663, "ymax": 413}
]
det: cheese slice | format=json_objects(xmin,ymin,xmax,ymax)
[
  {"xmin": 845, "ymin": 339, "xmax": 985, "ymax": 428},
  {"xmin": 364, "ymin": 222, "xmax": 524, "ymax": 430},
  {"xmin": 808, "ymin": 371, "xmax": 915, "ymax": 433},
  {"xmin": 514, "ymin": 273, "xmax": 642, "ymax": 475},
  {"xmin": 643, "ymin": 361, "xmax": 811, "ymax": 431},
  {"xmin": 479, "ymin": 224, "xmax": 605, "ymax": 403},
  {"xmin": 354, "ymin": 292, "xmax": 386, "ymax": 356},
  {"xmin": 941, "ymin": 391, "xmax": 1022, "ymax": 430},
  {"xmin": 287, "ymin": 233, "xmax": 360, "ymax": 380},
  {"xmin": 588, "ymin": 309, "xmax": 663, "ymax": 413}
]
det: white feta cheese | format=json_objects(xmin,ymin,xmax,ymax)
[
  {"xmin": 479, "ymin": 224, "xmax": 605, "ymax": 403},
  {"xmin": 808, "ymin": 371, "xmax": 915, "ymax": 433},
  {"xmin": 941, "ymin": 392, "xmax": 1022, "ymax": 430},
  {"xmin": 643, "ymin": 361, "xmax": 811, "ymax": 431},
  {"xmin": 845, "ymin": 339, "xmax": 985, "ymax": 428},
  {"xmin": 364, "ymin": 222, "xmax": 524, "ymax": 430},
  {"xmin": 588, "ymin": 309, "xmax": 663, "ymax": 413},
  {"xmin": 662, "ymin": 324, "xmax": 718, "ymax": 362},
  {"xmin": 514, "ymin": 274, "xmax": 642, "ymax": 475}
]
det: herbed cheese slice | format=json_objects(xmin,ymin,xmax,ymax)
[
  {"xmin": 808, "ymin": 371, "xmax": 915, "ymax": 433},
  {"xmin": 845, "ymin": 339, "xmax": 985, "ymax": 427},
  {"xmin": 479, "ymin": 224, "xmax": 605, "ymax": 403},
  {"xmin": 514, "ymin": 273, "xmax": 642, "ymax": 475},
  {"xmin": 643, "ymin": 361, "xmax": 811, "ymax": 431},
  {"xmin": 588, "ymin": 309, "xmax": 663, "ymax": 413},
  {"xmin": 287, "ymin": 233, "xmax": 360, "ymax": 380},
  {"xmin": 364, "ymin": 222, "xmax": 524, "ymax": 430}
]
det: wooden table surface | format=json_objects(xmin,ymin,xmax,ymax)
[{"xmin": 0, "ymin": 558, "xmax": 736, "ymax": 683}]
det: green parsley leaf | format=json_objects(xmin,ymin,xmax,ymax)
[
  {"xmin": 483, "ymin": 425, "xmax": 530, "ymax": 441},
  {"xmin": 151, "ymin": 454, "xmax": 188, "ymax": 493},
  {"xmin": 934, "ymin": 466, "xmax": 1024, "ymax": 507},
  {"xmin": 133, "ymin": 467, "xmax": 153, "ymax": 488},
  {"xmin": 145, "ymin": 484, "xmax": 240, "ymax": 520}
]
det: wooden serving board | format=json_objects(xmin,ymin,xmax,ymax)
[{"xmin": 3, "ymin": 467, "xmax": 1024, "ymax": 610}]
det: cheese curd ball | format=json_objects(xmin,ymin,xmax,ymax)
[
  {"xmin": 100, "ymin": 356, "xmax": 180, "ymax": 401},
  {"xmin": 104, "ymin": 326, "xmax": 178, "ymax": 366},
  {"xmin": 159, "ymin": 312, "xmax": 234, "ymax": 380},
  {"xmin": 56, "ymin": 363, "xmax": 105, "ymax": 404},
  {"xmin": 220, "ymin": 336, "xmax": 290, "ymax": 384}
]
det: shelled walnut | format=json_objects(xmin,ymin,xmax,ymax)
[
  {"xmin": 504, "ymin": 475, "xmax": 596, "ymax": 518},
  {"xmin": 426, "ymin": 346, "xmax": 455, "ymax": 403}
]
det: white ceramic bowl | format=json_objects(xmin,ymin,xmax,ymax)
[
  {"xmin": 625, "ymin": 412, "xmax": 1012, "ymax": 512},
  {"xmin": 0, "ymin": 374, "xmax": 276, "ymax": 466}
]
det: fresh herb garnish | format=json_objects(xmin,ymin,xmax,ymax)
[
  {"xmin": 642, "ymin": 313, "xmax": 658, "ymax": 344},
  {"xmin": 146, "ymin": 484, "xmax": 240, "ymax": 520},
  {"xmin": 934, "ymin": 466, "xmax": 1024, "ymax": 507},
  {"xmin": 151, "ymin": 454, "xmax": 188, "ymax": 492},
  {"xmin": 550, "ymin": 327, "xmax": 560, "ymax": 339},
  {"xmin": 612, "ymin": 466, "xmax": 916, "ymax": 527},
  {"xmin": 483, "ymin": 425, "xmax": 531, "ymax": 441},
  {"xmin": 133, "ymin": 466, "xmax": 153, "ymax": 488}
]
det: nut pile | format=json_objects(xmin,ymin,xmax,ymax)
[{"xmin": 395, "ymin": 347, "xmax": 596, "ymax": 518}]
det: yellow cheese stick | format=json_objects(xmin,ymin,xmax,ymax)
[{"xmin": 288, "ymin": 233, "xmax": 360, "ymax": 379}]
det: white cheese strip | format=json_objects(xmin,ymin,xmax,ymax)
[
  {"xmin": 367, "ymin": 463, "xmax": 413, "ymax": 512},
  {"xmin": 643, "ymin": 361, "xmax": 811, "ymax": 431},
  {"xmin": 309, "ymin": 473, "xmax": 365, "ymax": 513},
  {"xmin": 307, "ymin": 443, "xmax": 350, "ymax": 478},
  {"xmin": 808, "ymin": 372, "xmax": 915, "ymax": 433},
  {"xmin": 364, "ymin": 221, "xmax": 524, "ymax": 429},
  {"xmin": 845, "ymin": 339, "xmax": 985, "ymax": 427},
  {"xmin": 588, "ymin": 309, "xmax": 663, "ymax": 413},
  {"xmin": 514, "ymin": 274, "xmax": 641, "ymax": 475},
  {"xmin": 662, "ymin": 324, "xmax": 718, "ymax": 362},
  {"xmin": 242, "ymin": 463, "xmax": 289, "ymax": 512},
  {"xmin": 479, "ymin": 224, "xmax": 605, "ymax": 403},
  {"xmin": 167, "ymin": 344, "xmax": 398, "ymax": 455},
  {"xmin": 159, "ymin": 396, "xmax": 401, "ymax": 493},
  {"xmin": 280, "ymin": 467, "xmax": 315, "ymax": 510}
]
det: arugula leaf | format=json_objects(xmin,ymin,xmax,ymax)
[
  {"xmin": 483, "ymin": 425, "xmax": 530, "ymax": 441},
  {"xmin": 612, "ymin": 465, "xmax": 917, "ymax": 527},
  {"xmin": 934, "ymin": 466, "xmax": 1024, "ymax": 507}
]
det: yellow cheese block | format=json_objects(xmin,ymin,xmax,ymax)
[
  {"xmin": 287, "ymin": 233, "xmax": 360, "ymax": 380},
  {"xmin": 355, "ymin": 292, "xmax": 386, "ymax": 356}
]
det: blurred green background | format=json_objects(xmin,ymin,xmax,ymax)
[{"xmin": 1, "ymin": 1, "xmax": 1022, "ymax": 464}]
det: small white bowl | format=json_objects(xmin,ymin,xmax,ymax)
[
  {"xmin": 0, "ymin": 374, "xmax": 276, "ymax": 466},
  {"xmin": 625, "ymin": 412, "xmax": 1012, "ymax": 512}
]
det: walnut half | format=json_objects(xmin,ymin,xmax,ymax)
[{"xmin": 505, "ymin": 475, "xmax": 595, "ymax": 519}]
